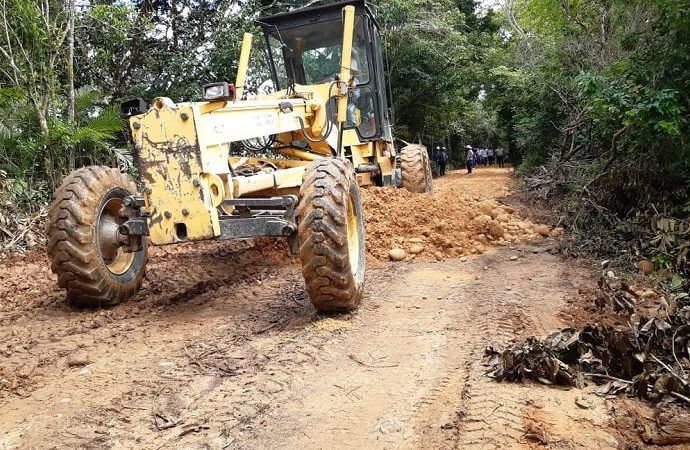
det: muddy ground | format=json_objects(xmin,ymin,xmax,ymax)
[{"xmin": 0, "ymin": 168, "xmax": 671, "ymax": 449}]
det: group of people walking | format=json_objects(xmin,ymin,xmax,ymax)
[
  {"xmin": 432, "ymin": 145, "xmax": 507, "ymax": 177},
  {"xmin": 465, "ymin": 145, "xmax": 505, "ymax": 173}
]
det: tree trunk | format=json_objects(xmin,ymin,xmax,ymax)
[
  {"xmin": 66, "ymin": 0, "xmax": 75, "ymax": 171},
  {"xmin": 37, "ymin": 113, "xmax": 49, "ymax": 135},
  {"xmin": 32, "ymin": 98, "xmax": 49, "ymax": 135},
  {"xmin": 66, "ymin": 0, "xmax": 75, "ymax": 123}
]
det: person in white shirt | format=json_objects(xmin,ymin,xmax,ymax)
[
  {"xmin": 465, "ymin": 145, "xmax": 475, "ymax": 174},
  {"xmin": 479, "ymin": 148, "xmax": 487, "ymax": 166}
]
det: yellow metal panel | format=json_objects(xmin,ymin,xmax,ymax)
[
  {"xmin": 276, "ymin": 148, "xmax": 322, "ymax": 161},
  {"xmin": 350, "ymin": 143, "xmax": 372, "ymax": 167},
  {"xmin": 130, "ymin": 105, "xmax": 218, "ymax": 245},
  {"xmin": 356, "ymin": 172, "xmax": 373, "ymax": 186},
  {"xmin": 232, "ymin": 166, "xmax": 306, "ymax": 197},
  {"xmin": 341, "ymin": 129, "xmax": 362, "ymax": 147},
  {"xmin": 190, "ymin": 99, "xmax": 314, "ymax": 178},
  {"xmin": 355, "ymin": 143, "xmax": 374, "ymax": 158},
  {"xmin": 338, "ymin": 6, "xmax": 356, "ymax": 124},
  {"xmin": 377, "ymin": 152, "xmax": 394, "ymax": 177},
  {"xmin": 195, "ymin": 99, "xmax": 309, "ymax": 154},
  {"xmin": 256, "ymin": 84, "xmax": 340, "ymax": 157},
  {"xmin": 235, "ymin": 33, "xmax": 253, "ymax": 99}
]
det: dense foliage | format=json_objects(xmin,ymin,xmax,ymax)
[{"xmin": 484, "ymin": 0, "xmax": 690, "ymax": 271}]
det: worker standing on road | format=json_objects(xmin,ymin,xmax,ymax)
[
  {"xmin": 436, "ymin": 146, "xmax": 448, "ymax": 176},
  {"xmin": 496, "ymin": 147, "xmax": 505, "ymax": 168},
  {"xmin": 465, "ymin": 145, "xmax": 475, "ymax": 174}
]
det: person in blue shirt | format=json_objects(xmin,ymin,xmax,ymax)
[{"xmin": 435, "ymin": 146, "xmax": 449, "ymax": 176}]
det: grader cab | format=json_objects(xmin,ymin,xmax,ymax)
[{"xmin": 46, "ymin": 0, "xmax": 433, "ymax": 312}]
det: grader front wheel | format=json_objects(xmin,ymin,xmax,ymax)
[
  {"xmin": 297, "ymin": 158, "xmax": 366, "ymax": 312},
  {"xmin": 47, "ymin": 166, "xmax": 148, "ymax": 307},
  {"xmin": 400, "ymin": 145, "xmax": 433, "ymax": 193}
]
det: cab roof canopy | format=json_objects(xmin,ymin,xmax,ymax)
[{"xmin": 256, "ymin": 0, "xmax": 380, "ymax": 33}]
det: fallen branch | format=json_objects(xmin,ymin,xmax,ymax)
[
  {"xmin": 582, "ymin": 125, "xmax": 629, "ymax": 193},
  {"xmin": 651, "ymin": 355, "xmax": 690, "ymax": 389},
  {"xmin": 584, "ymin": 373, "xmax": 631, "ymax": 384},
  {"xmin": 670, "ymin": 391, "xmax": 690, "ymax": 405},
  {"xmin": 348, "ymin": 354, "xmax": 399, "ymax": 368}
]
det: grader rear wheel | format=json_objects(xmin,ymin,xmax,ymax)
[
  {"xmin": 47, "ymin": 166, "xmax": 148, "ymax": 307},
  {"xmin": 297, "ymin": 158, "xmax": 366, "ymax": 312},
  {"xmin": 400, "ymin": 145, "xmax": 433, "ymax": 193}
]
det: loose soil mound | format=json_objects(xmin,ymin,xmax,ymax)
[{"xmin": 362, "ymin": 169, "xmax": 560, "ymax": 261}]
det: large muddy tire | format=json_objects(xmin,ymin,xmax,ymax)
[
  {"xmin": 400, "ymin": 145, "xmax": 433, "ymax": 193},
  {"xmin": 297, "ymin": 158, "xmax": 366, "ymax": 312},
  {"xmin": 47, "ymin": 166, "xmax": 148, "ymax": 307}
]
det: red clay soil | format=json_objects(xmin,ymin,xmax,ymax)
[{"xmin": 0, "ymin": 167, "xmax": 666, "ymax": 450}]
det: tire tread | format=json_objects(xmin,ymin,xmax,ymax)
[
  {"xmin": 297, "ymin": 159, "xmax": 365, "ymax": 311},
  {"xmin": 46, "ymin": 166, "xmax": 147, "ymax": 307},
  {"xmin": 400, "ymin": 145, "xmax": 433, "ymax": 193}
]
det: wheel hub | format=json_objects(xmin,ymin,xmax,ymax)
[{"xmin": 97, "ymin": 196, "xmax": 135, "ymax": 276}]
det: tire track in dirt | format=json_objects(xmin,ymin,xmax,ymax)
[
  {"xmin": 410, "ymin": 279, "xmax": 482, "ymax": 449},
  {"xmin": 453, "ymin": 304, "xmax": 530, "ymax": 449},
  {"xmin": 208, "ymin": 263, "xmax": 481, "ymax": 450},
  {"xmin": 0, "ymin": 262, "xmax": 311, "ymax": 449},
  {"xmin": 444, "ymin": 247, "xmax": 618, "ymax": 450},
  {"xmin": 459, "ymin": 253, "xmax": 564, "ymax": 449},
  {"xmin": 409, "ymin": 251, "xmax": 541, "ymax": 449}
]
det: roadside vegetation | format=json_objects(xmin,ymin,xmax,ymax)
[
  {"xmin": 491, "ymin": 0, "xmax": 690, "ymax": 281},
  {"xmin": 477, "ymin": 0, "xmax": 690, "ymax": 426}
]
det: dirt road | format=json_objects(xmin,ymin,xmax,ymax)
[{"xmin": 1, "ymin": 169, "xmax": 622, "ymax": 449}]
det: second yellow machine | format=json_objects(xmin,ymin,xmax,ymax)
[{"xmin": 46, "ymin": 0, "xmax": 433, "ymax": 311}]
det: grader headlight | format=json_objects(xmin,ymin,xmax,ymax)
[
  {"xmin": 120, "ymin": 98, "xmax": 147, "ymax": 117},
  {"xmin": 202, "ymin": 82, "xmax": 236, "ymax": 102}
]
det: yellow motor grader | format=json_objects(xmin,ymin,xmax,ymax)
[{"xmin": 46, "ymin": 0, "xmax": 433, "ymax": 311}]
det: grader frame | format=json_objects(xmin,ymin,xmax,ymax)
[{"xmin": 46, "ymin": 1, "xmax": 433, "ymax": 312}]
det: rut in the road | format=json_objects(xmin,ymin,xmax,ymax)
[{"xmin": 410, "ymin": 251, "xmax": 549, "ymax": 450}]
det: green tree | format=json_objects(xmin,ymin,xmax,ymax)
[
  {"xmin": 0, "ymin": 0, "xmax": 69, "ymax": 134},
  {"xmin": 380, "ymin": 0, "xmax": 500, "ymax": 152}
]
